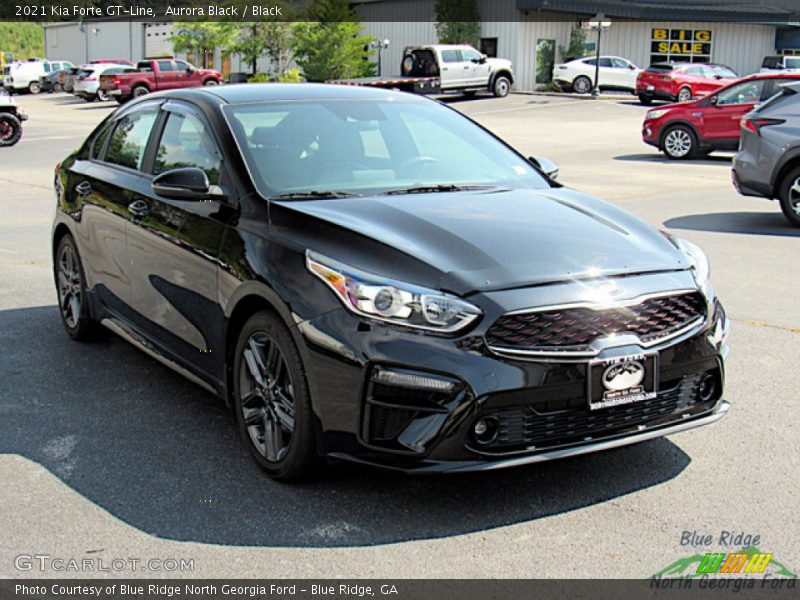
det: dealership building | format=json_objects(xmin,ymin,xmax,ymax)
[{"xmin": 43, "ymin": 0, "xmax": 800, "ymax": 92}]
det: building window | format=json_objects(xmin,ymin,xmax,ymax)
[
  {"xmin": 650, "ymin": 28, "xmax": 712, "ymax": 65},
  {"xmin": 480, "ymin": 38, "xmax": 498, "ymax": 58},
  {"xmin": 535, "ymin": 39, "xmax": 556, "ymax": 84}
]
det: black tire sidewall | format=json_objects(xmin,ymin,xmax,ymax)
[
  {"xmin": 573, "ymin": 76, "xmax": 591, "ymax": 94},
  {"xmin": 54, "ymin": 234, "xmax": 97, "ymax": 340},
  {"xmin": 638, "ymin": 94, "xmax": 653, "ymax": 105},
  {"xmin": 0, "ymin": 114, "xmax": 22, "ymax": 147},
  {"xmin": 662, "ymin": 125, "xmax": 697, "ymax": 160},
  {"xmin": 778, "ymin": 167, "xmax": 800, "ymax": 227},
  {"xmin": 232, "ymin": 311, "xmax": 317, "ymax": 480},
  {"xmin": 493, "ymin": 76, "xmax": 510, "ymax": 97},
  {"xmin": 132, "ymin": 86, "xmax": 149, "ymax": 98}
]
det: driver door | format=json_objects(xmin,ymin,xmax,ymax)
[
  {"xmin": 461, "ymin": 47, "xmax": 489, "ymax": 87},
  {"xmin": 703, "ymin": 79, "xmax": 767, "ymax": 144}
]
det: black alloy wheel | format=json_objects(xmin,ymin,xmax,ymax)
[
  {"xmin": 55, "ymin": 235, "xmax": 99, "ymax": 340},
  {"xmin": 233, "ymin": 311, "xmax": 317, "ymax": 480}
]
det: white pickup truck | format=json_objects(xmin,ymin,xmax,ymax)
[{"xmin": 328, "ymin": 44, "xmax": 515, "ymax": 98}]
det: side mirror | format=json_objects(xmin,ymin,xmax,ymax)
[
  {"xmin": 529, "ymin": 155, "xmax": 559, "ymax": 180},
  {"xmin": 152, "ymin": 167, "xmax": 225, "ymax": 201},
  {"xmin": 629, "ymin": 64, "xmax": 637, "ymax": 70}
]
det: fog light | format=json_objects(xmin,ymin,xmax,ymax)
[
  {"xmin": 473, "ymin": 417, "xmax": 499, "ymax": 445},
  {"xmin": 698, "ymin": 373, "xmax": 717, "ymax": 402}
]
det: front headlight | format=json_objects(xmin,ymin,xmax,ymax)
[
  {"xmin": 646, "ymin": 109, "xmax": 669, "ymax": 120},
  {"xmin": 306, "ymin": 251, "xmax": 482, "ymax": 333},
  {"xmin": 673, "ymin": 237, "xmax": 711, "ymax": 289}
]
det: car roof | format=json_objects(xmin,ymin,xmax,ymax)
[{"xmin": 191, "ymin": 82, "xmax": 433, "ymax": 106}]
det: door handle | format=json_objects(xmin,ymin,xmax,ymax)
[
  {"xmin": 75, "ymin": 181, "xmax": 92, "ymax": 196},
  {"xmin": 127, "ymin": 199, "xmax": 150, "ymax": 219}
]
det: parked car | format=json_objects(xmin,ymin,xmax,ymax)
[
  {"xmin": 52, "ymin": 84, "xmax": 729, "ymax": 479},
  {"xmin": 100, "ymin": 58, "xmax": 222, "ymax": 104},
  {"xmin": 642, "ymin": 72, "xmax": 800, "ymax": 159},
  {"xmin": 0, "ymin": 89, "xmax": 27, "ymax": 146},
  {"xmin": 328, "ymin": 44, "xmax": 514, "ymax": 98},
  {"xmin": 732, "ymin": 81, "xmax": 800, "ymax": 227},
  {"xmin": 636, "ymin": 62, "xmax": 738, "ymax": 105},
  {"xmin": 553, "ymin": 55, "xmax": 641, "ymax": 94},
  {"xmin": 41, "ymin": 68, "xmax": 72, "ymax": 93},
  {"xmin": 74, "ymin": 64, "xmax": 136, "ymax": 102},
  {"xmin": 3, "ymin": 59, "xmax": 73, "ymax": 94},
  {"xmin": 760, "ymin": 55, "xmax": 800, "ymax": 72},
  {"xmin": 89, "ymin": 58, "xmax": 135, "ymax": 67},
  {"xmin": 61, "ymin": 67, "xmax": 81, "ymax": 94}
]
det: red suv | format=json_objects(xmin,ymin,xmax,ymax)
[
  {"xmin": 636, "ymin": 62, "xmax": 738, "ymax": 105},
  {"xmin": 641, "ymin": 73, "xmax": 800, "ymax": 159}
]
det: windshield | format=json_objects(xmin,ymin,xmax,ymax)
[{"xmin": 223, "ymin": 98, "xmax": 550, "ymax": 197}]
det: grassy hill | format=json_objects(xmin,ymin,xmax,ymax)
[{"xmin": 0, "ymin": 23, "xmax": 45, "ymax": 60}]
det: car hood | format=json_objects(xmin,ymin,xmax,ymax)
[{"xmin": 280, "ymin": 187, "xmax": 690, "ymax": 295}]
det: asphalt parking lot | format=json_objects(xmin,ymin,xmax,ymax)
[{"xmin": 1, "ymin": 90, "xmax": 798, "ymax": 578}]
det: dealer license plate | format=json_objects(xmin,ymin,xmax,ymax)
[{"xmin": 588, "ymin": 353, "xmax": 658, "ymax": 411}]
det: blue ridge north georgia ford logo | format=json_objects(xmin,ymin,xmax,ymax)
[{"xmin": 602, "ymin": 359, "xmax": 646, "ymax": 391}]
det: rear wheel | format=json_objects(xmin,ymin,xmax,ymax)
[
  {"xmin": 492, "ymin": 76, "xmax": 511, "ymax": 98},
  {"xmin": 662, "ymin": 125, "xmax": 697, "ymax": 160},
  {"xmin": 777, "ymin": 166, "xmax": 800, "ymax": 228},
  {"xmin": 233, "ymin": 311, "xmax": 317, "ymax": 481},
  {"xmin": 0, "ymin": 114, "xmax": 22, "ymax": 147},
  {"xmin": 572, "ymin": 75, "xmax": 592, "ymax": 94},
  {"xmin": 638, "ymin": 93, "xmax": 653, "ymax": 105},
  {"xmin": 677, "ymin": 86, "xmax": 693, "ymax": 103},
  {"xmin": 203, "ymin": 79, "xmax": 219, "ymax": 86},
  {"xmin": 132, "ymin": 85, "xmax": 149, "ymax": 99},
  {"xmin": 54, "ymin": 234, "xmax": 100, "ymax": 341},
  {"xmin": 97, "ymin": 89, "xmax": 110, "ymax": 102},
  {"xmin": 28, "ymin": 81, "xmax": 41, "ymax": 94}
]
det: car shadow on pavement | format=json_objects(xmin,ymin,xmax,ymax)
[
  {"xmin": 664, "ymin": 212, "xmax": 800, "ymax": 237},
  {"xmin": 0, "ymin": 305, "xmax": 692, "ymax": 548},
  {"xmin": 614, "ymin": 153, "xmax": 732, "ymax": 165}
]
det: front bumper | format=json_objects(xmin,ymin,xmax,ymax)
[{"xmin": 298, "ymin": 272, "xmax": 730, "ymax": 473}]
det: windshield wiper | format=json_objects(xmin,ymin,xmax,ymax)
[
  {"xmin": 270, "ymin": 190, "xmax": 362, "ymax": 200},
  {"xmin": 380, "ymin": 184, "xmax": 497, "ymax": 196}
]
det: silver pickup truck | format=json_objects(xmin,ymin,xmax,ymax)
[{"xmin": 328, "ymin": 44, "xmax": 515, "ymax": 98}]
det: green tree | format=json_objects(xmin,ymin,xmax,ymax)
[
  {"xmin": 171, "ymin": 22, "xmax": 239, "ymax": 68},
  {"xmin": 434, "ymin": 0, "xmax": 480, "ymax": 48},
  {"xmin": 0, "ymin": 23, "xmax": 44, "ymax": 59},
  {"xmin": 290, "ymin": 0, "xmax": 375, "ymax": 82},
  {"xmin": 231, "ymin": 25, "xmax": 265, "ymax": 75},
  {"xmin": 559, "ymin": 26, "xmax": 587, "ymax": 61}
]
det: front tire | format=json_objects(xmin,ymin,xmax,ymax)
[
  {"xmin": 0, "ymin": 114, "xmax": 22, "ymax": 147},
  {"xmin": 233, "ymin": 311, "xmax": 317, "ymax": 481},
  {"xmin": 28, "ymin": 81, "xmax": 41, "ymax": 94},
  {"xmin": 54, "ymin": 234, "xmax": 100, "ymax": 341},
  {"xmin": 97, "ymin": 89, "xmax": 110, "ymax": 102},
  {"xmin": 492, "ymin": 75, "xmax": 511, "ymax": 98},
  {"xmin": 572, "ymin": 75, "xmax": 592, "ymax": 94},
  {"xmin": 777, "ymin": 166, "xmax": 800, "ymax": 228},
  {"xmin": 661, "ymin": 125, "xmax": 697, "ymax": 160},
  {"xmin": 638, "ymin": 93, "xmax": 653, "ymax": 105},
  {"xmin": 203, "ymin": 79, "xmax": 220, "ymax": 86}
]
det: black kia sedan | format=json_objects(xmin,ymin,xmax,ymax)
[{"xmin": 53, "ymin": 83, "xmax": 730, "ymax": 479}]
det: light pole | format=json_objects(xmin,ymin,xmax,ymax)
[
  {"xmin": 370, "ymin": 39, "xmax": 390, "ymax": 77},
  {"xmin": 586, "ymin": 14, "xmax": 611, "ymax": 99}
]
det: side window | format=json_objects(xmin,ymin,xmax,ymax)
[
  {"xmin": 611, "ymin": 58, "xmax": 630, "ymax": 69},
  {"xmin": 157, "ymin": 60, "xmax": 175, "ymax": 73},
  {"xmin": 685, "ymin": 66, "xmax": 704, "ymax": 76},
  {"xmin": 462, "ymin": 49, "xmax": 482, "ymax": 62},
  {"xmin": 105, "ymin": 109, "xmax": 159, "ymax": 171},
  {"xmin": 441, "ymin": 50, "xmax": 461, "ymax": 63},
  {"xmin": 583, "ymin": 58, "xmax": 597, "ymax": 66},
  {"xmin": 154, "ymin": 111, "xmax": 222, "ymax": 185},
  {"xmin": 90, "ymin": 124, "xmax": 113, "ymax": 160},
  {"xmin": 597, "ymin": 58, "xmax": 613, "ymax": 68},
  {"xmin": 174, "ymin": 60, "xmax": 189, "ymax": 71},
  {"xmin": 716, "ymin": 80, "xmax": 765, "ymax": 106}
]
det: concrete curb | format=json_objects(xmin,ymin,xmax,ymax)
[{"xmin": 513, "ymin": 90, "xmax": 639, "ymax": 101}]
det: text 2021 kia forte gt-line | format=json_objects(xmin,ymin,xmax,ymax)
[{"xmin": 53, "ymin": 84, "xmax": 730, "ymax": 480}]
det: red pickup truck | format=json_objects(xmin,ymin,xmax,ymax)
[{"xmin": 100, "ymin": 58, "xmax": 223, "ymax": 104}]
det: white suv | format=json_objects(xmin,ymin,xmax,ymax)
[
  {"xmin": 554, "ymin": 55, "xmax": 641, "ymax": 94},
  {"xmin": 3, "ymin": 59, "xmax": 72, "ymax": 94}
]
